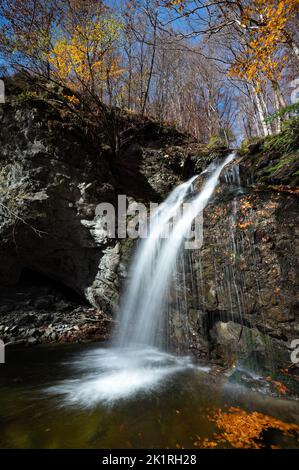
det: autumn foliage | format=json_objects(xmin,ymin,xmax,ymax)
[
  {"xmin": 48, "ymin": 10, "xmax": 123, "ymax": 96},
  {"xmin": 194, "ymin": 407, "xmax": 299, "ymax": 449},
  {"xmin": 1, "ymin": 0, "xmax": 299, "ymax": 141},
  {"xmin": 229, "ymin": 0, "xmax": 299, "ymax": 85}
]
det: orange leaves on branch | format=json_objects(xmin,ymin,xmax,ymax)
[{"xmin": 229, "ymin": 0, "xmax": 299, "ymax": 85}]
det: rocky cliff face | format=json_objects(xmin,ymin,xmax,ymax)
[
  {"xmin": 0, "ymin": 81, "xmax": 197, "ymax": 344},
  {"xmin": 169, "ymin": 180, "xmax": 298, "ymax": 368},
  {"xmin": 169, "ymin": 147, "xmax": 299, "ymax": 376},
  {"xmin": 0, "ymin": 81, "xmax": 298, "ymax": 379}
]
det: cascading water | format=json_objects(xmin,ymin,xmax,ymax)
[
  {"xmin": 116, "ymin": 152, "xmax": 235, "ymax": 349},
  {"xmin": 47, "ymin": 153, "xmax": 235, "ymax": 406},
  {"xmin": 115, "ymin": 174, "xmax": 198, "ymax": 348}
]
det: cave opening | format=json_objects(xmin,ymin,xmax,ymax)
[{"xmin": 17, "ymin": 268, "xmax": 88, "ymax": 306}]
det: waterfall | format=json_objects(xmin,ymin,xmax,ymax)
[
  {"xmin": 116, "ymin": 152, "xmax": 235, "ymax": 349},
  {"xmin": 47, "ymin": 153, "xmax": 236, "ymax": 406}
]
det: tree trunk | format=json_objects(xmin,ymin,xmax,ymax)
[
  {"xmin": 272, "ymin": 80, "xmax": 286, "ymax": 109},
  {"xmin": 253, "ymin": 87, "xmax": 271, "ymax": 136},
  {"xmin": 142, "ymin": 13, "xmax": 157, "ymax": 117},
  {"xmin": 272, "ymin": 80, "xmax": 287, "ymax": 132},
  {"xmin": 283, "ymin": 30, "xmax": 299, "ymax": 62}
]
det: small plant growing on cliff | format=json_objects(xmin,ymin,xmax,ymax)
[
  {"xmin": 266, "ymin": 102, "xmax": 299, "ymax": 124},
  {"xmin": 0, "ymin": 167, "xmax": 45, "ymax": 239},
  {"xmin": 207, "ymin": 128, "xmax": 235, "ymax": 150},
  {"xmin": 264, "ymin": 117, "xmax": 299, "ymax": 154}
]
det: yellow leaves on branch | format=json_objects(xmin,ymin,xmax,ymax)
[
  {"xmin": 194, "ymin": 407, "xmax": 299, "ymax": 449},
  {"xmin": 162, "ymin": 0, "xmax": 185, "ymax": 13},
  {"xmin": 64, "ymin": 94, "xmax": 80, "ymax": 106},
  {"xmin": 48, "ymin": 16, "xmax": 123, "ymax": 92},
  {"xmin": 229, "ymin": 0, "xmax": 299, "ymax": 84}
]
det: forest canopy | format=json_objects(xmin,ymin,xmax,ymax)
[{"xmin": 0, "ymin": 0, "xmax": 298, "ymax": 144}]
